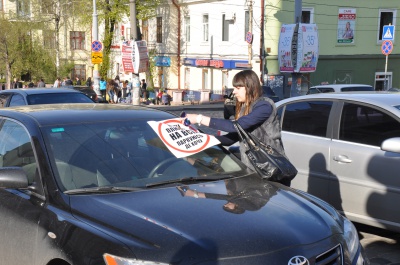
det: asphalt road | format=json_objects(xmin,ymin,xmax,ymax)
[{"xmin": 148, "ymin": 102, "xmax": 400, "ymax": 264}]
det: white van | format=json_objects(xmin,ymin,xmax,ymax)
[{"xmin": 307, "ymin": 84, "xmax": 374, "ymax": 94}]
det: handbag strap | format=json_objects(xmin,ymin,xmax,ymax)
[{"xmin": 232, "ymin": 121, "xmax": 256, "ymax": 148}]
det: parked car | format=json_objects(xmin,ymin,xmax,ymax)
[
  {"xmin": 0, "ymin": 88, "xmax": 94, "ymax": 107},
  {"xmin": 223, "ymin": 86, "xmax": 280, "ymax": 119},
  {"xmin": 63, "ymin": 85, "xmax": 107, "ymax": 103},
  {"xmin": 0, "ymin": 103, "xmax": 367, "ymax": 264},
  {"xmin": 275, "ymin": 92, "xmax": 400, "ymax": 232},
  {"xmin": 307, "ymin": 84, "xmax": 374, "ymax": 94}
]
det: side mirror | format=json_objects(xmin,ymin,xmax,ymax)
[{"xmin": 0, "ymin": 167, "xmax": 29, "ymax": 189}]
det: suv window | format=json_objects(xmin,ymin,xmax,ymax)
[
  {"xmin": 340, "ymin": 103, "xmax": 400, "ymax": 146},
  {"xmin": 9, "ymin": 94, "xmax": 26, "ymax": 107},
  {"xmin": 341, "ymin": 86, "xmax": 374, "ymax": 92},
  {"xmin": 0, "ymin": 94, "xmax": 10, "ymax": 108},
  {"xmin": 308, "ymin": 87, "xmax": 334, "ymax": 94},
  {"xmin": 0, "ymin": 120, "xmax": 37, "ymax": 185},
  {"xmin": 282, "ymin": 101, "xmax": 333, "ymax": 137}
]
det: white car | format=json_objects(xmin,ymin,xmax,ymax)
[
  {"xmin": 276, "ymin": 92, "xmax": 400, "ymax": 232},
  {"xmin": 307, "ymin": 84, "xmax": 374, "ymax": 94}
]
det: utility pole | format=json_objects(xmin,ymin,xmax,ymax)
[
  {"xmin": 92, "ymin": 0, "xmax": 100, "ymax": 95},
  {"xmin": 290, "ymin": 0, "xmax": 302, "ymax": 97},
  {"xmin": 260, "ymin": 0, "xmax": 265, "ymax": 85},
  {"xmin": 130, "ymin": 0, "xmax": 140, "ymax": 105},
  {"xmin": 248, "ymin": 0, "xmax": 253, "ymax": 66}
]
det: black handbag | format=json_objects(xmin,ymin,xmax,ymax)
[{"xmin": 233, "ymin": 121, "xmax": 297, "ymax": 183}]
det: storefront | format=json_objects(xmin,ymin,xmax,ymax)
[{"xmin": 183, "ymin": 58, "xmax": 252, "ymax": 100}]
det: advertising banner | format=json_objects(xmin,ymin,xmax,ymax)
[
  {"xmin": 278, "ymin": 24, "xmax": 296, "ymax": 72},
  {"xmin": 337, "ymin": 8, "xmax": 356, "ymax": 44},
  {"xmin": 148, "ymin": 119, "xmax": 220, "ymax": 158},
  {"xmin": 279, "ymin": 24, "xmax": 319, "ymax": 73},
  {"xmin": 121, "ymin": 40, "xmax": 134, "ymax": 73},
  {"xmin": 133, "ymin": 41, "xmax": 149, "ymax": 74},
  {"xmin": 298, "ymin": 23, "xmax": 319, "ymax": 72}
]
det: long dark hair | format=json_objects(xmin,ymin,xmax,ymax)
[{"xmin": 232, "ymin": 70, "xmax": 262, "ymax": 119}]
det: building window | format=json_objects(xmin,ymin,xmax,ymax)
[
  {"xmin": 142, "ymin": 20, "xmax": 148, "ymax": 42},
  {"xmin": 40, "ymin": 0, "xmax": 54, "ymax": 13},
  {"xmin": 17, "ymin": 0, "xmax": 30, "ymax": 17},
  {"xmin": 184, "ymin": 16, "xmax": 190, "ymax": 42},
  {"xmin": 222, "ymin": 14, "xmax": 229, "ymax": 41},
  {"xmin": 156, "ymin": 17, "xmax": 162, "ymax": 43},
  {"xmin": 302, "ymin": 8, "xmax": 314, "ymax": 23},
  {"xmin": 378, "ymin": 9, "xmax": 396, "ymax": 41},
  {"xmin": 43, "ymin": 30, "xmax": 56, "ymax": 49},
  {"xmin": 70, "ymin": 31, "xmax": 85, "ymax": 50},
  {"xmin": 244, "ymin": 10, "xmax": 249, "ymax": 40},
  {"xmin": 203, "ymin": 14, "xmax": 209, "ymax": 42},
  {"xmin": 72, "ymin": 65, "xmax": 86, "ymax": 82}
]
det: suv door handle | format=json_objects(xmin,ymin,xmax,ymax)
[{"xmin": 333, "ymin": 155, "xmax": 352, "ymax": 163}]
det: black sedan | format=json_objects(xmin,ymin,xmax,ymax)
[
  {"xmin": 63, "ymin": 85, "xmax": 108, "ymax": 103},
  {"xmin": 0, "ymin": 88, "xmax": 94, "ymax": 107},
  {"xmin": 0, "ymin": 104, "xmax": 367, "ymax": 264}
]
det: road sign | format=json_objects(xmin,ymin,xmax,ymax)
[
  {"xmin": 382, "ymin": 25, "xmax": 395, "ymax": 40},
  {"xmin": 91, "ymin": 52, "xmax": 103, "ymax": 64},
  {"xmin": 381, "ymin": 40, "xmax": 393, "ymax": 55},
  {"xmin": 245, "ymin": 31, "xmax": 253, "ymax": 44},
  {"xmin": 91, "ymin": 40, "xmax": 103, "ymax": 52}
]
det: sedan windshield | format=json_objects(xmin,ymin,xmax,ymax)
[
  {"xmin": 27, "ymin": 93, "xmax": 94, "ymax": 104},
  {"xmin": 42, "ymin": 119, "xmax": 247, "ymax": 192}
]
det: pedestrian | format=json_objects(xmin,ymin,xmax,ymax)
[
  {"xmin": 156, "ymin": 89, "xmax": 163, "ymax": 105},
  {"xmin": 75, "ymin": 77, "xmax": 81, "ymax": 85},
  {"xmin": 37, "ymin": 78, "xmax": 46, "ymax": 87},
  {"xmin": 85, "ymin": 77, "xmax": 92, "ymax": 88},
  {"xmin": 183, "ymin": 69, "xmax": 290, "ymax": 186},
  {"xmin": 106, "ymin": 79, "xmax": 115, "ymax": 103},
  {"xmin": 53, "ymin": 77, "xmax": 61, "ymax": 88},
  {"xmin": 99, "ymin": 77, "xmax": 107, "ymax": 99},
  {"xmin": 141, "ymin": 79, "xmax": 147, "ymax": 100},
  {"xmin": 122, "ymin": 80, "xmax": 128, "ymax": 99},
  {"xmin": 161, "ymin": 89, "xmax": 170, "ymax": 105},
  {"xmin": 65, "ymin": 77, "xmax": 73, "ymax": 86},
  {"xmin": 28, "ymin": 81, "xmax": 35, "ymax": 88}
]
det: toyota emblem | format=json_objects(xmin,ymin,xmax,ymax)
[{"xmin": 288, "ymin": 256, "xmax": 309, "ymax": 265}]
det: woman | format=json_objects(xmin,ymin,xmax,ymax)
[
  {"xmin": 342, "ymin": 22, "xmax": 353, "ymax": 39},
  {"xmin": 184, "ymin": 70, "xmax": 289, "ymax": 186},
  {"xmin": 106, "ymin": 79, "xmax": 116, "ymax": 103}
]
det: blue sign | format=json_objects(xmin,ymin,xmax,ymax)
[
  {"xmin": 381, "ymin": 40, "xmax": 393, "ymax": 55},
  {"xmin": 91, "ymin": 40, "xmax": 103, "ymax": 52},
  {"xmin": 154, "ymin": 56, "xmax": 171, "ymax": 67},
  {"xmin": 382, "ymin": 25, "xmax": 395, "ymax": 40}
]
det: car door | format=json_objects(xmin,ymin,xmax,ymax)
[
  {"xmin": 0, "ymin": 119, "xmax": 50, "ymax": 264},
  {"xmin": 330, "ymin": 102, "xmax": 400, "ymax": 229},
  {"xmin": 278, "ymin": 100, "xmax": 334, "ymax": 203}
]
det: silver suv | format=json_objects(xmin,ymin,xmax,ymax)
[{"xmin": 307, "ymin": 84, "xmax": 374, "ymax": 94}]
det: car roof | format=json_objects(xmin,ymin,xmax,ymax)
[
  {"xmin": 0, "ymin": 88, "xmax": 84, "ymax": 95},
  {"xmin": 310, "ymin": 84, "xmax": 372, "ymax": 88},
  {"xmin": 276, "ymin": 92, "xmax": 400, "ymax": 110},
  {"xmin": 0, "ymin": 103, "xmax": 174, "ymax": 127}
]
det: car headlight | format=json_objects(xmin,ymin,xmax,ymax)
[
  {"xmin": 104, "ymin": 253, "xmax": 169, "ymax": 265},
  {"xmin": 343, "ymin": 217, "xmax": 361, "ymax": 263}
]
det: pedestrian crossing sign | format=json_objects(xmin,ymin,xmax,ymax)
[{"xmin": 382, "ymin": 25, "xmax": 395, "ymax": 40}]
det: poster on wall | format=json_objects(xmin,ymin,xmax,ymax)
[
  {"xmin": 337, "ymin": 8, "xmax": 356, "ymax": 44},
  {"xmin": 279, "ymin": 23, "xmax": 319, "ymax": 73},
  {"xmin": 298, "ymin": 23, "xmax": 319, "ymax": 72}
]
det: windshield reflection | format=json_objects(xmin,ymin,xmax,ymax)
[
  {"xmin": 42, "ymin": 120, "xmax": 248, "ymax": 191},
  {"xmin": 177, "ymin": 175, "xmax": 277, "ymax": 214}
]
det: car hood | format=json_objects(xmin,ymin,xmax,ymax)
[{"xmin": 69, "ymin": 175, "xmax": 341, "ymax": 262}]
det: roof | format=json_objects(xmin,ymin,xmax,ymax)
[
  {"xmin": 310, "ymin": 84, "xmax": 373, "ymax": 88},
  {"xmin": 0, "ymin": 88, "xmax": 83, "ymax": 95},
  {"xmin": 0, "ymin": 103, "xmax": 175, "ymax": 127}
]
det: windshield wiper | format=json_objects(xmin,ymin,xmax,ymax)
[
  {"xmin": 64, "ymin": 186, "xmax": 142, "ymax": 195},
  {"xmin": 146, "ymin": 175, "xmax": 233, "ymax": 188}
]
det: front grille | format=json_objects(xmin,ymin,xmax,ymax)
[{"xmin": 315, "ymin": 244, "xmax": 342, "ymax": 265}]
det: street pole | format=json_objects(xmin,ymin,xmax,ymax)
[
  {"xmin": 248, "ymin": 0, "xmax": 253, "ymax": 67},
  {"xmin": 92, "ymin": 0, "xmax": 100, "ymax": 95},
  {"xmin": 290, "ymin": 0, "xmax": 302, "ymax": 97},
  {"xmin": 260, "ymin": 0, "xmax": 265, "ymax": 85},
  {"xmin": 130, "ymin": 0, "xmax": 141, "ymax": 105}
]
